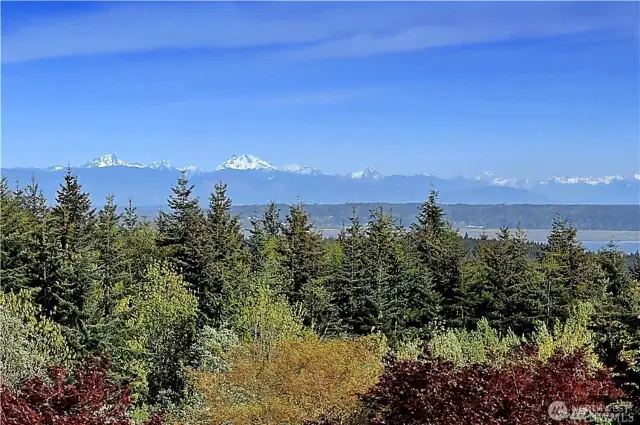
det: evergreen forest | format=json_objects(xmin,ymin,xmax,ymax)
[{"xmin": 2, "ymin": 169, "xmax": 639, "ymax": 425}]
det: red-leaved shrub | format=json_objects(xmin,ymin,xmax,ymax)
[
  {"xmin": 307, "ymin": 347, "xmax": 625, "ymax": 425},
  {"xmin": 360, "ymin": 346, "xmax": 623, "ymax": 425},
  {"xmin": 0, "ymin": 357, "xmax": 163, "ymax": 425}
]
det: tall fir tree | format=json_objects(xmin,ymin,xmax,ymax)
[
  {"xmin": 0, "ymin": 177, "xmax": 33, "ymax": 292},
  {"xmin": 597, "ymin": 241, "xmax": 633, "ymax": 299},
  {"xmin": 538, "ymin": 216, "xmax": 605, "ymax": 324},
  {"xmin": 156, "ymin": 172, "xmax": 208, "ymax": 292},
  {"xmin": 122, "ymin": 198, "xmax": 139, "ymax": 231},
  {"xmin": 462, "ymin": 226, "xmax": 542, "ymax": 333},
  {"xmin": 410, "ymin": 190, "xmax": 465, "ymax": 327},
  {"xmin": 47, "ymin": 169, "xmax": 98, "ymax": 352},
  {"xmin": 94, "ymin": 195, "xmax": 125, "ymax": 316},
  {"xmin": 358, "ymin": 207, "xmax": 408, "ymax": 338},
  {"xmin": 21, "ymin": 176, "xmax": 48, "ymax": 220},
  {"xmin": 280, "ymin": 200, "xmax": 324, "ymax": 304},
  {"xmin": 198, "ymin": 181, "xmax": 250, "ymax": 326},
  {"xmin": 332, "ymin": 206, "xmax": 368, "ymax": 334}
]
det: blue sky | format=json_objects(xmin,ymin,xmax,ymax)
[{"xmin": 2, "ymin": 1, "xmax": 639, "ymax": 179}]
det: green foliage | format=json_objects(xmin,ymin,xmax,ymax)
[
  {"xmin": 462, "ymin": 226, "xmax": 543, "ymax": 333},
  {"xmin": 190, "ymin": 326, "xmax": 240, "ymax": 373},
  {"xmin": 4, "ymin": 171, "xmax": 640, "ymax": 423},
  {"xmin": 281, "ymin": 201, "xmax": 325, "ymax": 304},
  {"xmin": 47, "ymin": 169, "xmax": 98, "ymax": 352},
  {"xmin": 538, "ymin": 217, "xmax": 606, "ymax": 324},
  {"xmin": 0, "ymin": 291, "xmax": 72, "ymax": 387},
  {"xmin": 410, "ymin": 190, "xmax": 465, "ymax": 328},
  {"xmin": 112, "ymin": 261, "xmax": 198, "ymax": 404},
  {"xmin": 428, "ymin": 303, "xmax": 599, "ymax": 368},
  {"xmin": 532, "ymin": 302, "xmax": 599, "ymax": 367},
  {"xmin": 428, "ymin": 318, "xmax": 521, "ymax": 367},
  {"xmin": 231, "ymin": 276, "xmax": 309, "ymax": 356}
]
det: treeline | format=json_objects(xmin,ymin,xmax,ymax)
[
  {"xmin": 132, "ymin": 202, "xmax": 640, "ymax": 231},
  {"xmin": 1, "ymin": 171, "xmax": 639, "ymax": 425}
]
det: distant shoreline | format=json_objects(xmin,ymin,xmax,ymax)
[
  {"xmin": 317, "ymin": 227, "xmax": 640, "ymax": 243},
  {"xmin": 456, "ymin": 228, "xmax": 640, "ymax": 243}
]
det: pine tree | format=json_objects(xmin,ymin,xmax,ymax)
[
  {"xmin": 47, "ymin": 169, "xmax": 98, "ymax": 352},
  {"xmin": 359, "ymin": 207, "xmax": 408, "ymax": 338},
  {"xmin": 94, "ymin": 195, "xmax": 125, "ymax": 316},
  {"xmin": 463, "ymin": 225, "xmax": 541, "ymax": 333},
  {"xmin": 331, "ymin": 206, "xmax": 368, "ymax": 334},
  {"xmin": 21, "ymin": 176, "xmax": 48, "ymax": 220},
  {"xmin": 410, "ymin": 190, "xmax": 465, "ymax": 327},
  {"xmin": 198, "ymin": 182, "xmax": 250, "ymax": 326},
  {"xmin": 122, "ymin": 198, "xmax": 138, "ymax": 231},
  {"xmin": 262, "ymin": 201, "xmax": 282, "ymax": 238},
  {"xmin": 539, "ymin": 216, "xmax": 605, "ymax": 324},
  {"xmin": 597, "ymin": 241, "xmax": 633, "ymax": 299},
  {"xmin": 156, "ymin": 172, "xmax": 207, "ymax": 291},
  {"xmin": 157, "ymin": 171, "xmax": 201, "ymax": 248},
  {"xmin": 280, "ymin": 200, "xmax": 324, "ymax": 304},
  {"xmin": 249, "ymin": 201, "xmax": 283, "ymax": 265},
  {"xmin": 0, "ymin": 177, "xmax": 33, "ymax": 292}
]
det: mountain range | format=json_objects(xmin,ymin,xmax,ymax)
[{"xmin": 2, "ymin": 154, "xmax": 639, "ymax": 206}]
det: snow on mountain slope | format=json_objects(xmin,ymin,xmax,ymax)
[
  {"xmin": 547, "ymin": 175, "xmax": 626, "ymax": 185},
  {"xmin": 280, "ymin": 164, "xmax": 322, "ymax": 175},
  {"xmin": 477, "ymin": 171, "xmax": 637, "ymax": 187},
  {"xmin": 349, "ymin": 167, "xmax": 382, "ymax": 179},
  {"xmin": 43, "ymin": 153, "xmax": 639, "ymax": 191},
  {"xmin": 216, "ymin": 154, "xmax": 277, "ymax": 171},
  {"xmin": 476, "ymin": 171, "xmax": 532, "ymax": 189},
  {"xmin": 81, "ymin": 153, "xmax": 145, "ymax": 168},
  {"xmin": 149, "ymin": 160, "xmax": 174, "ymax": 170}
]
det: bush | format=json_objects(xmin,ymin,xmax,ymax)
[
  {"xmin": 427, "ymin": 303, "xmax": 599, "ymax": 368},
  {"xmin": 111, "ymin": 262, "xmax": 198, "ymax": 403},
  {"xmin": 0, "ymin": 290, "xmax": 72, "ymax": 387},
  {"xmin": 0, "ymin": 357, "xmax": 164, "ymax": 425},
  {"xmin": 428, "ymin": 318, "xmax": 521, "ymax": 367},
  {"xmin": 360, "ymin": 347, "xmax": 622, "ymax": 425},
  {"xmin": 190, "ymin": 334, "xmax": 385, "ymax": 425},
  {"xmin": 189, "ymin": 325, "xmax": 240, "ymax": 373}
]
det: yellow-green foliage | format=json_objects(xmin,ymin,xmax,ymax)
[
  {"xmin": 0, "ymin": 290, "xmax": 72, "ymax": 387},
  {"xmin": 532, "ymin": 302, "xmax": 599, "ymax": 367},
  {"xmin": 190, "ymin": 334, "xmax": 386, "ymax": 425},
  {"xmin": 428, "ymin": 318, "xmax": 521, "ymax": 366},
  {"xmin": 232, "ymin": 277, "xmax": 311, "ymax": 356},
  {"xmin": 428, "ymin": 302, "xmax": 599, "ymax": 368},
  {"xmin": 392, "ymin": 338, "xmax": 424, "ymax": 361},
  {"xmin": 112, "ymin": 261, "xmax": 198, "ymax": 399}
]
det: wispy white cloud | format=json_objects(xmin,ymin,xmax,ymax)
[
  {"xmin": 249, "ymin": 87, "xmax": 386, "ymax": 107},
  {"xmin": 2, "ymin": 2, "xmax": 637, "ymax": 63},
  {"xmin": 158, "ymin": 86, "xmax": 386, "ymax": 110},
  {"xmin": 282, "ymin": 4, "xmax": 639, "ymax": 60}
]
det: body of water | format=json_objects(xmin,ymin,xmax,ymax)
[{"xmin": 582, "ymin": 241, "xmax": 640, "ymax": 253}]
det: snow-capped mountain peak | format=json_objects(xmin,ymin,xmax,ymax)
[
  {"xmin": 149, "ymin": 160, "xmax": 174, "ymax": 170},
  {"xmin": 476, "ymin": 171, "xmax": 532, "ymax": 188},
  {"xmin": 350, "ymin": 166, "xmax": 382, "ymax": 179},
  {"xmin": 216, "ymin": 154, "xmax": 277, "ymax": 171},
  {"xmin": 81, "ymin": 153, "xmax": 144, "ymax": 168},
  {"xmin": 548, "ymin": 175, "xmax": 626, "ymax": 185},
  {"xmin": 280, "ymin": 164, "xmax": 322, "ymax": 175}
]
